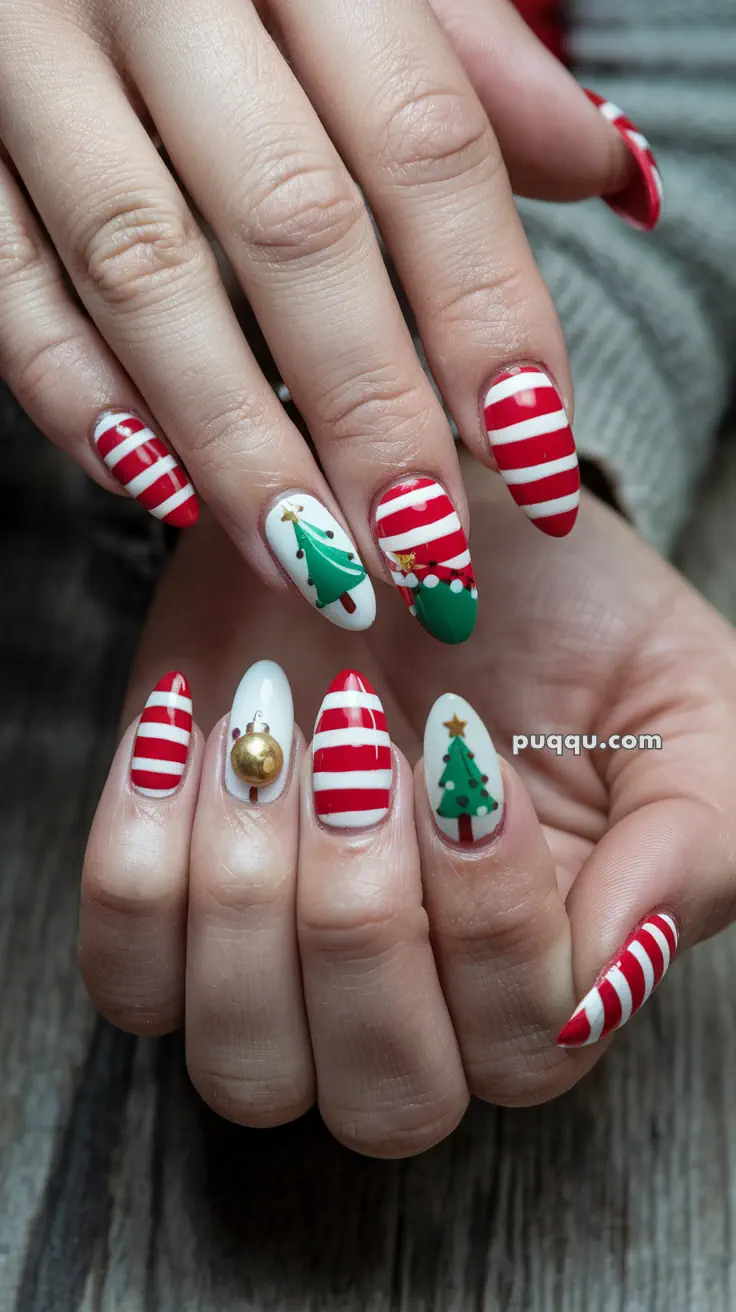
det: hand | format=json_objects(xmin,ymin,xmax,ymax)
[
  {"xmin": 0, "ymin": 0, "xmax": 659, "ymax": 644},
  {"xmin": 80, "ymin": 464, "xmax": 733, "ymax": 1157}
]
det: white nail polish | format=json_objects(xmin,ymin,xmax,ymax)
[
  {"xmin": 225, "ymin": 661, "xmax": 294, "ymax": 804},
  {"xmin": 424, "ymin": 694, "xmax": 504, "ymax": 844},
  {"xmin": 265, "ymin": 493, "xmax": 376, "ymax": 631}
]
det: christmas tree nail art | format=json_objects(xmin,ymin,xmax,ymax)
[
  {"xmin": 424, "ymin": 693, "xmax": 503, "ymax": 844},
  {"xmin": 265, "ymin": 494, "xmax": 376, "ymax": 631},
  {"xmin": 375, "ymin": 478, "xmax": 477, "ymax": 644}
]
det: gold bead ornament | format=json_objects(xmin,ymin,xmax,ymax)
[{"xmin": 230, "ymin": 712, "xmax": 284, "ymax": 788}]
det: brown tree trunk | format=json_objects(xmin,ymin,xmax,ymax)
[
  {"xmin": 340, "ymin": 591, "xmax": 357, "ymax": 613},
  {"xmin": 458, "ymin": 813, "xmax": 473, "ymax": 843}
]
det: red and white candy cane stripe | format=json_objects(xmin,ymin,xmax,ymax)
[
  {"xmin": 557, "ymin": 911, "xmax": 679, "ymax": 1048},
  {"xmin": 130, "ymin": 672, "xmax": 193, "ymax": 798},
  {"xmin": 375, "ymin": 477, "xmax": 474, "ymax": 606},
  {"xmin": 483, "ymin": 367, "xmax": 580, "ymax": 538},
  {"xmin": 312, "ymin": 670, "xmax": 392, "ymax": 829},
  {"xmin": 93, "ymin": 412, "xmax": 198, "ymax": 527},
  {"xmin": 585, "ymin": 89, "xmax": 663, "ymax": 231}
]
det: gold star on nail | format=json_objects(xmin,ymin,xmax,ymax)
[
  {"xmin": 443, "ymin": 713, "xmax": 467, "ymax": 738},
  {"xmin": 281, "ymin": 503, "xmax": 303, "ymax": 523},
  {"xmin": 393, "ymin": 551, "xmax": 416, "ymax": 571}
]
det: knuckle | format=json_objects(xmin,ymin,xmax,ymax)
[
  {"xmin": 0, "ymin": 223, "xmax": 44, "ymax": 285},
  {"xmin": 435, "ymin": 258, "xmax": 535, "ymax": 328},
  {"xmin": 75, "ymin": 198, "xmax": 204, "ymax": 306},
  {"xmin": 299, "ymin": 897, "xmax": 429, "ymax": 963},
  {"xmin": 189, "ymin": 1064, "xmax": 312, "ymax": 1128},
  {"xmin": 186, "ymin": 391, "xmax": 276, "ymax": 472},
  {"xmin": 240, "ymin": 161, "xmax": 365, "ymax": 264},
  {"xmin": 436, "ymin": 891, "xmax": 553, "ymax": 967},
  {"xmin": 13, "ymin": 329, "xmax": 89, "ymax": 400},
  {"xmin": 190, "ymin": 860, "xmax": 293, "ymax": 920},
  {"xmin": 376, "ymin": 88, "xmax": 493, "ymax": 186},
  {"xmin": 316, "ymin": 366, "xmax": 433, "ymax": 455}
]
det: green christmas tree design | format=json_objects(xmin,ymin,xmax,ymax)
[
  {"xmin": 437, "ymin": 713, "xmax": 498, "ymax": 842},
  {"xmin": 284, "ymin": 507, "xmax": 366, "ymax": 613}
]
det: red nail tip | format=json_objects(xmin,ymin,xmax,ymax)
[
  {"xmin": 93, "ymin": 412, "xmax": 199, "ymax": 526},
  {"xmin": 556, "ymin": 1011, "xmax": 591, "ymax": 1048},
  {"xmin": 312, "ymin": 670, "xmax": 392, "ymax": 830},
  {"xmin": 130, "ymin": 671, "xmax": 193, "ymax": 798},
  {"xmin": 375, "ymin": 478, "xmax": 477, "ymax": 644},
  {"xmin": 557, "ymin": 911, "xmax": 680, "ymax": 1048},
  {"xmin": 585, "ymin": 89, "xmax": 663, "ymax": 231},
  {"xmin": 483, "ymin": 367, "xmax": 580, "ymax": 538}
]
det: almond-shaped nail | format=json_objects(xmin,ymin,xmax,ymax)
[
  {"xmin": 424, "ymin": 693, "xmax": 503, "ymax": 844},
  {"xmin": 483, "ymin": 366, "xmax": 580, "ymax": 538},
  {"xmin": 375, "ymin": 477, "xmax": 477, "ymax": 644},
  {"xmin": 557, "ymin": 911, "xmax": 679, "ymax": 1048},
  {"xmin": 312, "ymin": 670, "xmax": 393, "ymax": 830},
  {"xmin": 585, "ymin": 89, "xmax": 663, "ymax": 231},
  {"xmin": 225, "ymin": 660, "xmax": 294, "ymax": 804},
  {"xmin": 265, "ymin": 494, "xmax": 375, "ymax": 631},
  {"xmin": 93, "ymin": 412, "xmax": 198, "ymax": 527},
  {"xmin": 130, "ymin": 671, "xmax": 193, "ymax": 798}
]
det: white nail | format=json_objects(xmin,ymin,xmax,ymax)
[
  {"xmin": 265, "ymin": 494, "xmax": 376, "ymax": 631},
  {"xmin": 225, "ymin": 661, "xmax": 294, "ymax": 804},
  {"xmin": 424, "ymin": 694, "xmax": 504, "ymax": 844}
]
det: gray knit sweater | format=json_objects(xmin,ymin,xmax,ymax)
[{"xmin": 517, "ymin": 0, "xmax": 736, "ymax": 552}]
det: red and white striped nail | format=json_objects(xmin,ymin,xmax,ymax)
[
  {"xmin": 585, "ymin": 90, "xmax": 663, "ymax": 231},
  {"xmin": 130, "ymin": 672, "xmax": 193, "ymax": 798},
  {"xmin": 312, "ymin": 670, "xmax": 393, "ymax": 830},
  {"xmin": 93, "ymin": 411, "xmax": 198, "ymax": 527},
  {"xmin": 375, "ymin": 477, "xmax": 477, "ymax": 645},
  {"xmin": 483, "ymin": 366, "xmax": 580, "ymax": 537},
  {"xmin": 557, "ymin": 911, "xmax": 679, "ymax": 1048}
]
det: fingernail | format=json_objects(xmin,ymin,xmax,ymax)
[
  {"xmin": 265, "ymin": 493, "xmax": 376, "ymax": 631},
  {"xmin": 374, "ymin": 477, "xmax": 477, "ymax": 644},
  {"xmin": 312, "ymin": 670, "xmax": 393, "ymax": 830},
  {"xmin": 483, "ymin": 366, "xmax": 580, "ymax": 538},
  {"xmin": 225, "ymin": 660, "xmax": 294, "ymax": 804},
  {"xmin": 557, "ymin": 910, "xmax": 679, "ymax": 1048},
  {"xmin": 130, "ymin": 672, "xmax": 193, "ymax": 798},
  {"xmin": 93, "ymin": 412, "xmax": 198, "ymax": 527},
  {"xmin": 424, "ymin": 693, "xmax": 503, "ymax": 844},
  {"xmin": 585, "ymin": 89, "xmax": 663, "ymax": 231}
]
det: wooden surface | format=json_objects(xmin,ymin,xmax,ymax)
[{"xmin": 3, "ymin": 392, "xmax": 736, "ymax": 1312}]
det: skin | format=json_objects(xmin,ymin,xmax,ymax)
[
  {"xmin": 80, "ymin": 461, "xmax": 736, "ymax": 1157},
  {"xmin": 0, "ymin": 0, "xmax": 632, "ymax": 594}
]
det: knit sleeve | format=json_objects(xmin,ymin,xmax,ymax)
[{"xmin": 517, "ymin": 0, "xmax": 736, "ymax": 554}]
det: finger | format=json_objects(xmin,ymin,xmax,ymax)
[
  {"xmin": 416, "ymin": 692, "xmax": 575, "ymax": 1106},
  {"xmin": 554, "ymin": 614, "xmax": 736, "ymax": 1055},
  {"xmin": 555, "ymin": 802, "xmax": 730, "ymax": 1054},
  {"xmin": 431, "ymin": 0, "xmax": 662, "ymax": 223},
  {"xmin": 119, "ymin": 0, "xmax": 476, "ymax": 643},
  {"xmin": 0, "ymin": 27, "xmax": 373, "ymax": 627},
  {"xmin": 187, "ymin": 662, "xmax": 314, "ymax": 1127},
  {"xmin": 79, "ymin": 672, "xmax": 199, "ymax": 1035},
  {"xmin": 299, "ymin": 670, "xmax": 467, "ymax": 1158},
  {"xmin": 0, "ymin": 155, "xmax": 199, "ymax": 523},
  {"xmin": 274, "ymin": 0, "xmax": 581, "ymax": 539}
]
